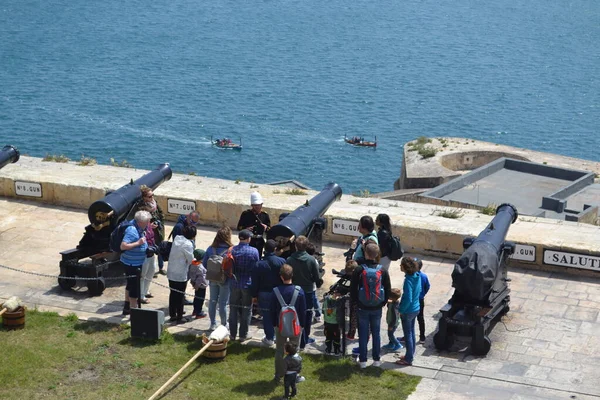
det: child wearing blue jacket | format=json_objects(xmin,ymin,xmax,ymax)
[{"xmin": 395, "ymin": 257, "xmax": 421, "ymax": 366}]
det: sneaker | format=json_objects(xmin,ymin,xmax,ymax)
[
  {"xmin": 209, "ymin": 323, "xmax": 217, "ymax": 331},
  {"xmin": 419, "ymin": 337, "xmax": 426, "ymax": 344},
  {"xmin": 358, "ymin": 361, "xmax": 367, "ymax": 369},
  {"xmin": 158, "ymin": 269, "xmax": 167, "ymax": 275},
  {"xmin": 261, "ymin": 337, "xmax": 274, "ymax": 346},
  {"xmin": 296, "ymin": 376, "xmax": 305, "ymax": 383},
  {"xmin": 381, "ymin": 343, "xmax": 394, "ymax": 351},
  {"xmin": 146, "ymin": 293, "xmax": 154, "ymax": 298},
  {"xmin": 352, "ymin": 346, "xmax": 360, "ymax": 354},
  {"xmin": 140, "ymin": 298, "xmax": 150, "ymax": 304},
  {"xmin": 373, "ymin": 361, "xmax": 382, "ymax": 367},
  {"xmin": 239, "ymin": 335, "xmax": 249, "ymax": 342},
  {"xmin": 392, "ymin": 343, "xmax": 404, "ymax": 351},
  {"xmin": 195, "ymin": 312, "xmax": 207, "ymax": 319}
]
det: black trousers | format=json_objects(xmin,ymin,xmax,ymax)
[
  {"xmin": 169, "ymin": 280, "xmax": 187, "ymax": 320},
  {"xmin": 324, "ymin": 322, "xmax": 340, "ymax": 353},
  {"xmin": 284, "ymin": 373, "xmax": 297, "ymax": 398},
  {"xmin": 417, "ymin": 298, "xmax": 425, "ymax": 340}
]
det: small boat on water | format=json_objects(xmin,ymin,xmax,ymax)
[
  {"xmin": 211, "ymin": 136, "xmax": 242, "ymax": 150},
  {"xmin": 344, "ymin": 135, "xmax": 377, "ymax": 148}
]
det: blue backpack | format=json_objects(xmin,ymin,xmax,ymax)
[
  {"xmin": 358, "ymin": 265, "xmax": 385, "ymax": 307},
  {"xmin": 109, "ymin": 220, "xmax": 135, "ymax": 253}
]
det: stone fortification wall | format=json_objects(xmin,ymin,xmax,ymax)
[{"xmin": 1, "ymin": 156, "xmax": 599, "ymax": 274}]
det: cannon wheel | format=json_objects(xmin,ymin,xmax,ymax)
[
  {"xmin": 58, "ymin": 275, "xmax": 76, "ymax": 290},
  {"xmin": 472, "ymin": 336, "xmax": 492, "ymax": 356},
  {"xmin": 87, "ymin": 277, "xmax": 106, "ymax": 296},
  {"xmin": 433, "ymin": 332, "xmax": 454, "ymax": 351}
]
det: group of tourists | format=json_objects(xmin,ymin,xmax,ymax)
[{"xmin": 117, "ymin": 188, "xmax": 431, "ymax": 397}]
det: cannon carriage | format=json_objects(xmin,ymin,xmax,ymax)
[
  {"xmin": 0, "ymin": 145, "xmax": 20, "ymax": 170},
  {"xmin": 58, "ymin": 164, "xmax": 172, "ymax": 295},
  {"xmin": 267, "ymin": 182, "xmax": 342, "ymax": 266},
  {"xmin": 433, "ymin": 203, "xmax": 518, "ymax": 355}
]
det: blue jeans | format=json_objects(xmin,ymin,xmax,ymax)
[
  {"xmin": 301, "ymin": 292, "xmax": 314, "ymax": 348},
  {"xmin": 312, "ymin": 291, "xmax": 321, "ymax": 318},
  {"xmin": 208, "ymin": 282, "xmax": 230, "ymax": 326},
  {"xmin": 229, "ymin": 287, "xmax": 253, "ymax": 338},
  {"xmin": 258, "ymin": 291, "xmax": 274, "ymax": 341},
  {"xmin": 157, "ymin": 253, "xmax": 164, "ymax": 271},
  {"xmin": 401, "ymin": 311, "xmax": 419, "ymax": 363},
  {"xmin": 387, "ymin": 326, "xmax": 400, "ymax": 347},
  {"xmin": 358, "ymin": 308, "xmax": 382, "ymax": 362}
]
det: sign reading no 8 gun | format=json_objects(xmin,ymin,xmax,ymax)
[
  {"xmin": 332, "ymin": 219, "xmax": 359, "ymax": 236},
  {"xmin": 167, "ymin": 199, "xmax": 196, "ymax": 215}
]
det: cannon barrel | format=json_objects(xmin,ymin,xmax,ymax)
[
  {"xmin": 268, "ymin": 182, "xmax": 342, "ymax": 240},
  {"xmin": 0, "ymin": 145, "xmax": 20, "ymax": 170},
  {"xmin": 87, "ymin": 163, "xmax": 172, "ymax": 229},
  {"xmin": 451, "ymin": 203, "xmax": 518, "ymax": 302}
]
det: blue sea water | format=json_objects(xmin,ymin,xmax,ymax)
[{"xmin": 1, "ymin": 0, "xmax": 598, "ymax": 193}]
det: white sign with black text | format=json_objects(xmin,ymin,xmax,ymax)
[
  {"xmin": 509, "ymin": 244, "xmax": 536, "ymax": 262},
  {"xmin": 543, "ymin": 250, "xmax": 600, "ymax": 271},
  {"xmin": 332, "ymin": 219, "xmax": 360, "ymax": 236},
  {"xmin": 167, "ymin": 199, "xmax": 196, "ymax": 215},
  {"xmin": 15, "ymin": 181, "xmax": 42, "ymax": 197}
]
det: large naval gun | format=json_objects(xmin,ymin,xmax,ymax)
[
  {"xmin": 59, "ymin": 164, "xmax": 172, "ymax": 295},
  {"xmin": 433, "ymin": 203, "xmax": 518, "ymax": 356},
  {"xmin": 0, "ymin": 145, "xmax": 20, "ymax": 169},
  {"xmin": 268, "ymin": 182, "xmax": 342, "ymax": 262}
]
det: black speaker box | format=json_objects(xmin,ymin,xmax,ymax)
[{"xmin": 131, "ymin": 308, "xmax": 165, "ymax": 340}]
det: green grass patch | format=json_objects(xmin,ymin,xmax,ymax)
[
  {"xmin": 77, "ymin": 155, "xmax": 97, "ymax": 166},
  {"xmin": 407, "ymin": 137, "xmax": 437, "ymax": 159},
  {"xmin": 480, "ymin": 203, "xmax": 497, "ymax": 216},
  {"xmin": 353, "ymin": 189, "xmax": 371, "ymax": 198},
  {"xmin": 0, "ymin": 311, "xmax": 419, "ymax": 399},
  {"xmin": 435, "ymin": 208, "xmax": 464, "ymax": 219},
  {"xmin": 284, "ymin": 188, "xmax": 307, "ymax": 196},
  {"xmin": 110, "ymin": 158, "xmax": 133, "ymax": 168},
  {"xmin": 42, "ymin": 154, "xmax": 70, "ymax": 163}
]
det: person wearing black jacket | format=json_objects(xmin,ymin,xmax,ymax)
[
  {"xmin": 376, "ymin": 214, "xmax": 393, "ymax": 272},
  {"xmin": 350, "ymin": 242, "xmax": 392, "ymax": 369},
  {"xmin": 237, "ymin": 191, "xmax": 271, "ymax": 258},
  {"xmin": 251, "ymin": 239, "xmax": 286, "ymax": 346}
]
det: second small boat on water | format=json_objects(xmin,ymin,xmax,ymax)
[
  {"xmin": 344, "ymin": 135, "xmax": 377, "ymax": 148},
  {"xmin": 211, "ymin": 136, "xmax": 243, "ymax": 150}
]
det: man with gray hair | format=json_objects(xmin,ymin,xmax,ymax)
[
  {"xmin": 171, "ymin": 210, "xmax": 200, "ymax": 241},
  {"xmin": 121, "ymin": 210, "xmax": 150, "ymax": 315}
]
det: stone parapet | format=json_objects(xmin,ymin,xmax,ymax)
[{"xmin": 1, "ymin": 156, "xmax": 599, "ymax": 273}]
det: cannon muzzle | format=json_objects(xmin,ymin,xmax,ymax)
[
  {"xmin": 0, "ymin": 145, "xmax": 20, "ymax": 170},
  {"xmin": 87, "ymin": 163, "xmax": 172, "ymax": 230},
  {"xmin": 452, "ymin": 203, "xmax": 518, "ymax": 302},
  {"xmin": 268, "ymin": 182, "xmax": 342, "ymax": 240}
]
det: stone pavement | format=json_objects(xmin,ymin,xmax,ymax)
[{"xmin": 1, "ymin": 198, "xmax": 599, "ymax": 399}]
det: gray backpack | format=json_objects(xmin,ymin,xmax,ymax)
[
  {"xmin": 205, "ymin": 248, "xmax": 227, "ymax": 284},
  {"xmin": 273, "ymin": 286, "xmax": 302, "ymax": 337}
]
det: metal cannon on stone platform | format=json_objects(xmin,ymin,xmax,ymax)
[
  {"xmin": 58, "ymin": 164, "xmax": 172, "ymax": 295},
  {"xmin": 433, "ymin": 203, "xmax": 518, "ymax": 356},
  {"xmin": 0, "ymin": 145, "xmax": 20, "ymax": 170},
  {"xmin": 268, "ymin": 182, "xmax": 342, "ymax": 262}
]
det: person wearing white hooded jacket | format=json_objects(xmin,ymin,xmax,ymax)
[{"xmin": 167, "ymin": 225, "xmax": 196, "ymax": 323}]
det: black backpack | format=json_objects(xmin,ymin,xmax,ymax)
[
  {"xmin": 388, "ymin": 235, "xmax": 404, "ymax": 261},
  {"xmin": 109, "ymin": 220, "xmax": 135, "ymax": 253},
  {"xmin": 158, "ymin": 240, "xmax": 173, "ymax": 261}
]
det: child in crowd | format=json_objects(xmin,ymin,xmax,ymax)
[
  {"xmin": 188, "ymin": 249, "xmax": 208, "ymax": 319},
  {"xmin": 322, "ymin": 290, "xmax": 341, "ymax": 355},
  {"xmin": 395, "ymin": 257, "xmax": 422, "ymax": 367},
  {"xmin": 382, "ymin": 288, "xmax": 403, "ymax": 351},
  {"xmin": 399, "ymin": 258, "xmax": 430, "ymax": 344},
  {"xmin": 344, "ymin": 260, "xmax": 359, "ymax": 340},
  {"xmin": 283, "ymin": 342, "xmax": 303, "ymax": 399}
]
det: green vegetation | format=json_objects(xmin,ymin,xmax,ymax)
[
  {"xmin": 285, "ymin": 188, "xmax": 307, "ymax": 196},
  {"xmin": 272, "ymin": 189, "xmax": 281, "ymax": 194},
  {"xmin": 42, "ymin": 154, "xmax": 70, "ymax": 163},
  {"xmin": 0, "ymin": 311, "xmax": 420, "ymax": 400},
  {"xmin": 77, "ymin": 155, "xmax": 97, "ymax": 166},
  {"xmin": 435, "ymin": 208, "xmax": 464, "ymax": 219},
  {"xmin": 350, "ymin": 199, "xmax": 361, "ymax": 204},
  {"xmin": 235, "ymin": 179, "xmax": 241, "ymax": 184},
  {"xmin": 480, "ymin": 203, "xmax": 497, "ymax": 216},
  {"xmin": 353, "ymin": 189, "xmax": 371, "ymax": 198},
  {"xmin": 110, "ymin": 158, "xmax": 133, "ymax": 168},
  {"xmin": 250, "ymin": 184, "xmax": 259, "ymax": 189},
  {"xmin": 407, "ymin": 137, "xmax": 437, "ymax": 159}
]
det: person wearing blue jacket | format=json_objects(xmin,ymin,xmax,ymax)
[
  {"xmin": 416, "ymin": 258, "xmax": 430, "ymax": 343},
  {"xmin": 395, "ymin": 256, "xmax": 422, "ymax": 366}
]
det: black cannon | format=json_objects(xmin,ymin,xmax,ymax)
[
  {"xmin": 433, "ymin": 203, "xmax": 518, "ymax": 356},
  {"xmin": 0, "ymin": 145, "xmax": 20, "ymax": 170},
  {"xmin": 268, "ymin": 182, "xmax": 342, "ymax": 262},
  {"xmin": 59, "ymin": 164, "xmax": 172, "ymax": 295}
]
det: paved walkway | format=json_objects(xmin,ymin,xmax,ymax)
[{"xmin": 1, "ymin": 198, "xmax": 599, "ymax": 399}]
